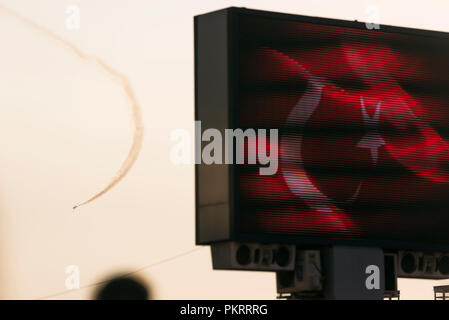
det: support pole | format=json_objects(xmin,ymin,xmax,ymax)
[{"xmin": 321, "ymin": 246, "xmax": 385, "ymax": 300}]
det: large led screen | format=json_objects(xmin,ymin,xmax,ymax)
[{"xmin": 236, "ymin": 11, "xmax": 449, "ymax": 248}]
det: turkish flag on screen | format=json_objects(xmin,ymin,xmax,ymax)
[{"xmin": 240, "ymin": 44, "xmax": 449, "ymax": 234}]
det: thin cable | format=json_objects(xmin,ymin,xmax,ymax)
[{"xmin": 36, "ymin": 247, "xmax": 205, "ymax": 300}]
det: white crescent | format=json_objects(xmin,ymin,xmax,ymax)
[{"xmin": 281, "ymin": 65, "xmax": 361, "ymax": 213}]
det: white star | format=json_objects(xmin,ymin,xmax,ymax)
[{"xmin": 358, "ymin": 97, "xmax": 385, "ymax": 165}]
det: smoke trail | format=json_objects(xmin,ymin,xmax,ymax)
[{"xmin": 0, "ymin": 4, "xmax": 144, "ymax": 210}]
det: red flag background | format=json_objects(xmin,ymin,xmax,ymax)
[{"xmin": 237, "ymin": 14, "xmax": 449, "ymax": 244}]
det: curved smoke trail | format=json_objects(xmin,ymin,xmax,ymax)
[{"xmin": 0, "ymin": 4, "xmax": 144, "ymax": 210}]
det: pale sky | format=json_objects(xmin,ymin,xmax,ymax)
[{"xmin": 0, "ymin": 0, "xmax": 448, "ymax": 299}]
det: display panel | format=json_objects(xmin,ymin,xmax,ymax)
[
  {"xmin": 195, "ymin": 8, "xmax": 449, "ymax": 249},
  {"xmin": 237, "ymin": 10, "xmax": 449, "ymax": 247}
]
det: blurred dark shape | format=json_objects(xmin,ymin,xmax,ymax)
[{"xmin": 94, "ymin": 274, "xmax": 150, "ymax": 300}]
